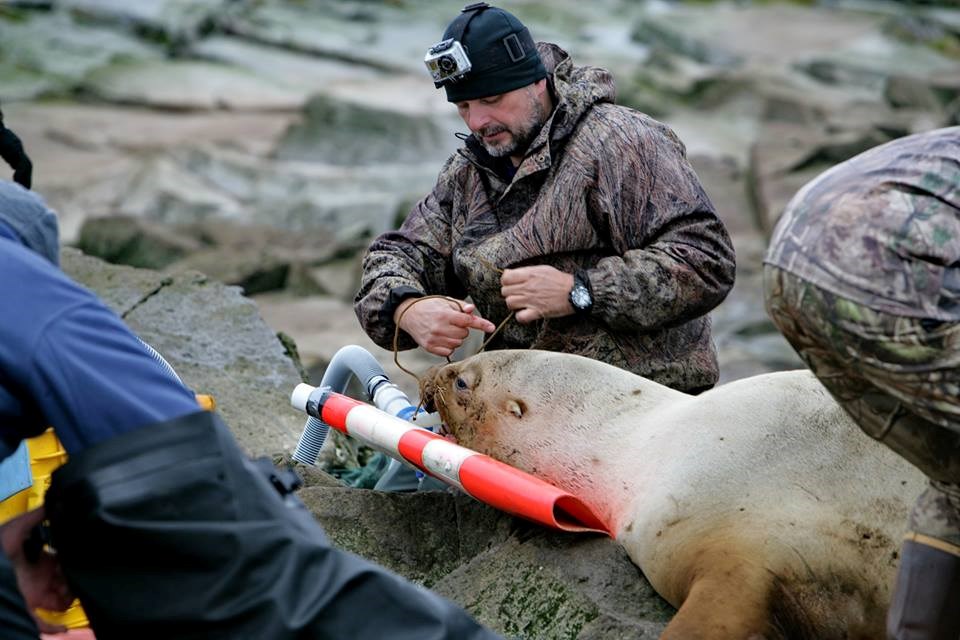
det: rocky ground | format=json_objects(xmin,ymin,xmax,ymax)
[{"xmin": 5, "ymin": 0, "xmax": 960, "ymax": 637}]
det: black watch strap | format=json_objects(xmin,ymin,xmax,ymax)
[{"xmin": 569, "ymin": 269, "xmax": 593, "ymax": 314}]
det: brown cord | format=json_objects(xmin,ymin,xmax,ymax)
[
  {"xmin": 392, "ymin": 295, "xmax": 466, "ymax": 382},
  {"xmin": 479, "ymin": 311, "xmax": 514, "ymax": 352},
  {"xmin": 473, "ymin": 256, "xmax": 514, "ymax": 352},
  {"xmin": 392, "ymin": 257, "xmax": 516, "ymax": 394}
]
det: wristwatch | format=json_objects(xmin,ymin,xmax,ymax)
[{"xmin": 568, "ymin": 270, "xmax": 593, "ymax": 314}]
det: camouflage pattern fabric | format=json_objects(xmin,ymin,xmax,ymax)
[
  {"xmin": 765, "ymin": 265, "xmax": 960, "ymax": 544},
  {"xmin": 355, "ymin": 43, "xmax": 735, "ymax": 392},
  {"xmin": 765, "ymin": 127, "xmax": 960, "ymax": 321},
  {"xmin": 910, "ymin": 481, "xmax": 960, "ymax": 548},
  {"xmin": 764, "ymin": 128, "xmax": 960, "ymax": 543}
]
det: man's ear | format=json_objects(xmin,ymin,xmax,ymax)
[{"xmin": 533, "ymin": 78, "xmax": 553, "ymax": 114}]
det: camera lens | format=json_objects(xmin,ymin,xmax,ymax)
[{"xmin": 437, "ymin": 55, "xmax": 457, "ymax": 73}]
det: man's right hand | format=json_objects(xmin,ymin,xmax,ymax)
[{"xmin": 394, "ymin": 297, "xmax": 496, "ymax": 357}]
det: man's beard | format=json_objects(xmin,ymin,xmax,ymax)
[{"xmin": 478, "ymin": 92, "xmax": 546, "ymax": 159}]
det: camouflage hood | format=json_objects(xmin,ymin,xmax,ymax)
[{"xmin": 536, "ymin": 42, "xmax": 616, "ymax": 143}]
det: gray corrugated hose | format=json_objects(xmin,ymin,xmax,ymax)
[{"xmin": 292, "ymin": 345, "xmax": 414, "ymax": 465}]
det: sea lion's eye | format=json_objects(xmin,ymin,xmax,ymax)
[{"xmin": 455, "ymin": 376, "xmax": 468, "ymax": 390}]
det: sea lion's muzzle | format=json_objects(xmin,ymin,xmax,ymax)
[{"xmin": 419, "ymin": 363, "xmax": 459, "ymax": 415}]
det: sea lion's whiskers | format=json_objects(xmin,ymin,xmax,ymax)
[{"xmin": 434, "ymin": 385, "xmax": 447, "ymax": 413}]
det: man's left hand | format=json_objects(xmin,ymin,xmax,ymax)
[{"xmin": 501, "ymin": 266, "xmax": 575, "ymax": 323}]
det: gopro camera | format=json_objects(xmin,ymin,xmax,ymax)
[{"xmin": 424, "ymin": 38, "xmax": 472, "ymax": 84}]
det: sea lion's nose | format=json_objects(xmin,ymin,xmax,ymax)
[{"xmin": 418, "ymin": 364, "xmax": 453, "ymax": 412}]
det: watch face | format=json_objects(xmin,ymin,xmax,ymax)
[{"xmin": 570, "ymin": 284, "xmax": 591, "ymax": 310}]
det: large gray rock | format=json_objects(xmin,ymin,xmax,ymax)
[
  {"xmin": 795, "ymin": 35, "xmax": 959, "ymax": 92},
  {"xmin": 301, "ymin": 486, "xmax": 675, "ymax": 639},
  {"xmin": 882, "ymin": 11, "xmax": 960, "ymax": 58},
  {"xmin": 82, "ymin": 59, "xmax": 304, "ymax": 110},
  {"xmin": 885, "ymin": 71, "xmax": 960, "ymax": 122},
  {"xmin": 617, "ymin": 53, "xmax": 755, "ymax": 118},
  {"xmin": 76, "ymin": 214, "xmax": 365, "ymax": 295},
  {"xmin": 61, "ymin": 248, "xmax": 306, "ymax": 456},
  {"xmin": 61, "ymin": 0, "xmax": 231, "ymax": 43},
  {"xmin": 119, "ymin": 154, "xmax": 244, "ymax": 224},
  {"xmin": 747, "ymin": 123, "xmax": 896, "ymax": 235},
  {"xmin": 108, "ymin": 146, "xmax": 439, "ymax": 239},
  {"xmin": 434, "ymin": 530, "xmax": 672, "ymax": 639},
  {"xmin": 168, "ymin": 221, "xmax": 363, "ymax": 295},
  {"xmin": 0, "ymin": 103, "xmax": 297, "ymax": 244},
  {"xmin": 188, "ymin": 35, "xmax": 386, "ymax": 101},
  {"xmin": 76, "ymin": 214, "xmax": 203, "ymax": 270},
  {"xmin": 630, "ymin": 3, "xmax": 884, "ymax": 71},
  {"xmin": 274, "ymin": 93, "xmax": 455, "ymax": 166},
  {"xmin": 0, "ymin": 11, "xmax": 158, "ymax": 100},
  {"xmin": 217, "ymin": 0, "xmax": 445, "ymax": 76}
]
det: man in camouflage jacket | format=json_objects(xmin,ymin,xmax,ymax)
[
  {"xmin": 355, "ymin": 3, "xmax": 735, "ymax": 393},
  {"xmin": 765, "ymin": 127, "xmax": 960, "ymax": 638}
]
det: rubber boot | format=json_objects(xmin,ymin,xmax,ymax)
[{"xmin": 887, "ymin": 534, "xmax": 960, "ymax": 640}]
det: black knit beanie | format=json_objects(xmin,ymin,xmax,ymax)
[{"xmin": 434, "ymin": 3, "xmax": 547, "ymax": 103}]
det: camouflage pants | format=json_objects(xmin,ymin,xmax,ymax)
[{"xmin": 764, "ymin": 266, "xmax": 960, "ymax": 545}]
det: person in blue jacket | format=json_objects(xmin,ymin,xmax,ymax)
[{"xmin": 0, "ymin": 175, "xmax": 499, "ymax": 638}]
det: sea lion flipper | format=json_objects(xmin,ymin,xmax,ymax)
[{"xmin": 660, "ymin": 554, "xmax": 774, "ymax": 640}]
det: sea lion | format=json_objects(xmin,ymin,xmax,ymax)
[{"xmin": 423, "ymin": 349, "xmax": 926, "ymax": 640}]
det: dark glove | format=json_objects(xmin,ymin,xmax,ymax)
[{"xmin": 0, "ymin": 125, "xmax": 32, "ymax": 190}]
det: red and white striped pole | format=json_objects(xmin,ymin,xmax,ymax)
[{"xmin": 291, "ymin": 384, "xmax": 610, "ymax": 535}]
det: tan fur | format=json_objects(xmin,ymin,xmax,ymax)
[{"xmin": 426, "ymin": 350, "xmax": 924, "ymax": 639}]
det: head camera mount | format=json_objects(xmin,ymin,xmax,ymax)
[
  {"xmin": 425, "ymin": 37, "xmax": 472, "ymax": 84},
  {"xmin": 423, "ymin": 2, "xmax": 490, "ymax": 85}
]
